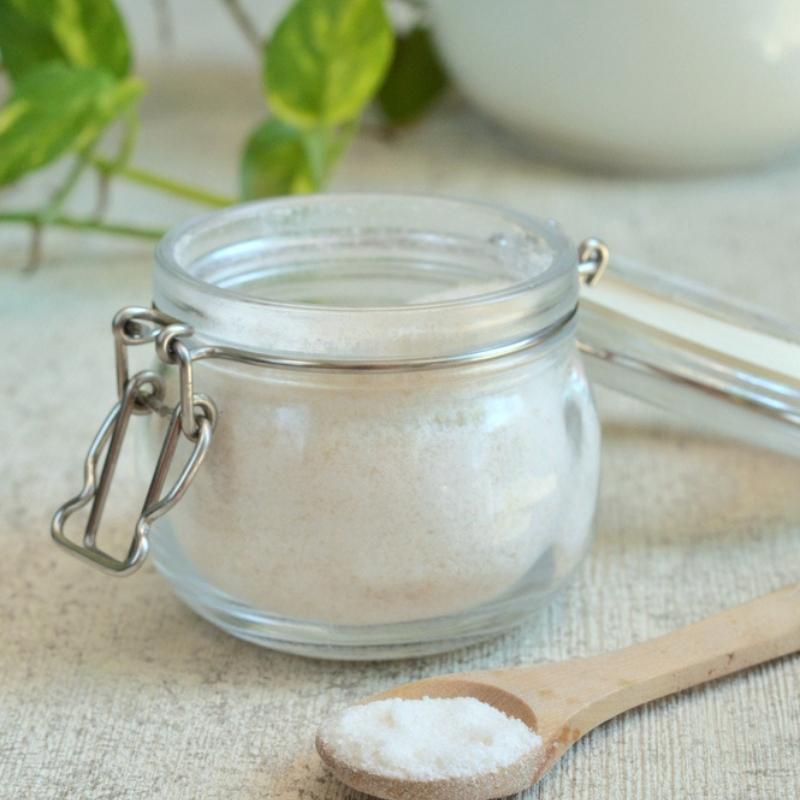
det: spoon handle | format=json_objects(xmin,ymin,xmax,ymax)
[{"xmin": 531, "ymin": 583, "xmax": 800, "ymax": 735}]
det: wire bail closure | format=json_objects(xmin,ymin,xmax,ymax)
[{"xmin": 51, "ymin": 309, "xmax": 217, "ymax": 575}]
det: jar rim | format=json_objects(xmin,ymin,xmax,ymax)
[
  {"xmin": 156, "ymin": 192, "xmax": 574, "ymax": 311},
  {"xmin": 153, "ymin": 193, "xmax": 579, "ymax": 361}
]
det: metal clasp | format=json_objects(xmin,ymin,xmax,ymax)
[
  {"xmin": 578, "ymin": 237, "xmax": 610, "ymax": 287},
  {"xmin": 51, "ymin": 308, "xmax": 217, "ymax": 575}
]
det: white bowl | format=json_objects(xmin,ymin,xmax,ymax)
[{"xmin": 428, "ymin": 0, "xmax": 800, "ymax": 172}]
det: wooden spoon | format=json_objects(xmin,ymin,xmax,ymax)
[{"xmin": 317, "ymin": 584, "xmax": 800, "ymax": 800}]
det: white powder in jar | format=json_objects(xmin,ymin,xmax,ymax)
[
  {"xmin": 162, "ymin": 343, "xmax": 600, "ymax": 625},
  {"xmin": 319, "ymin": 697, "xmax": 542, "ymax": 780}
]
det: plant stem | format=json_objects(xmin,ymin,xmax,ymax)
[
  {"xmin": 95, "ymin": 111, "xmax": 141, "ymax": 218},
  {"xmin": 152, "ymin": 0, "xmax": 175, "ymax": 47},
  {"xmin": 117, "ymin": 110, "xmax": 141, "ymax": 169},
  {"xmin": 92, "ymin": 157, "xmax": 234, "ymax": 207},
  {"xmin": 219, "ymin": 0, "xmax": 262, "ymax": 54},
  {"xmin": 27, "ymin": 222, "xmax": 43, "ymax": 271},
  {"xmin": 0, "ymin": 211, "xmax": 166, "ymax": 240},
  {"xmin": 25, "ymin": 143, "xmax": 99, "ymax": 269},
  {"xmin": 41, "ymin": 150, "xmax": 93, "ymax": 224},
  {"xmin": 94, "ymin": 163, "xmax": 112, "ymax": 220}
]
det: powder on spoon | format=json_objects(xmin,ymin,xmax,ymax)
[{"xmin": 319, "ymin": 697, "xmax": 542, "ymax": 781}]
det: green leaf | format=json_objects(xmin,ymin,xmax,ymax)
[
  {"xmin": 0, "ymin": 1, "xmax": 61, "ymax": 79},
  {"xmin": 240, "ymin": 118, "xmax": 354, "ymax": 198},
  {"xmin": 265, "ymin": 0, "xmax": 394, "ymax": 128},
  {"xmin": 378, "ymin": 25, "xmax": 447, "ymax": 125},
  {"xmin": 0, "ymin": 62, "xmax": 143, "ymax": 186},
  {"xmin": 0, "ymin": 0, "xmax": 131, "ymax": 81},
  {"xmin": 240, "ymin": 119, "xmax": 316, "ymax": 198}
]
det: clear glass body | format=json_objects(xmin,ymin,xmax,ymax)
[{"xmin": 146, "ymin": 195, "xmax": 601, "ymax": 659}]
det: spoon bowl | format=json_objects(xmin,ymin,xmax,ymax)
[{"xmin": 317, "ymin": 677, "xmax": 543, "ymax": 800}]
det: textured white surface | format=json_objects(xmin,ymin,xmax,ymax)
[{"xmin": 1, "ymin": 2, "xmax": 800, "ymax": 798}]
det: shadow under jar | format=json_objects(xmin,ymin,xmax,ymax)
[{"xmin": 146, "ymin": 195, "xmax": 601, "ymax": 659}]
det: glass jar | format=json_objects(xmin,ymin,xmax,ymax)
[
  {"xmin": 145, "ymin": 195, "xmax": 601, "ymax": 659},
  {"xmin": 53, "ymin": 193, "xmax": 800, "ymax": 659}
]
